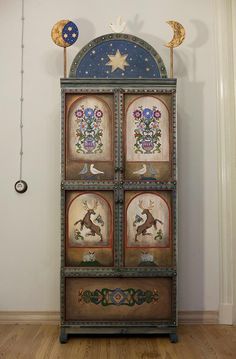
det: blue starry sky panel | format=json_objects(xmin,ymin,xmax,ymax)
[{"xmin": 76, "ymin": 39, "xmax": 161, "ymax": 79}]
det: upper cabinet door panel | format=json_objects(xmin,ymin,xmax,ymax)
[
  {"xmin": 65, "ymin": 93, "xmax": 115, "ymax": 181},
  {"xmin": 124, "ymin": 93, "xmax": 175, "ymax": 182}
]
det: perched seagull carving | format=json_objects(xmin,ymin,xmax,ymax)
[
  {"xmin": 133, "ymin": 164, "xmax": 147, "ymax": 175},
  {"xmin": 90, "ymin": 164, "xmax": 104, "ymax": 175},
  {"xmin": 110, "ymin": 16, "xmax": 126, "ymax": 33}
]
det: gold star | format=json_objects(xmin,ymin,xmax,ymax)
[
  {"xmin": 72, "ymin": 33, "xmax": 76, "ymax": 38},
  {"xmin": 64, "ymin": 34, "xmax": 68, "ymax": 38},
  {"xmin": 68, "ymin": 26, "xmax": 72, "ymax": 31},
  {"xmin": 106, "ymin": 49, "xmax": 129, "ymax": 72}
]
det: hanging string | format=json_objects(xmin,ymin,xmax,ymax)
[
  {"xmin": 15, "ymin": 0, "xmax": 27, "ymax": 193},
  {"xmin": 19, "ymin": 0, "xmax": 25, "ymax": 181}
]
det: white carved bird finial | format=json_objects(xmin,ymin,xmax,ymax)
[{"xmin": 110, "ymin": 16, "xmax": 126, "ymax": 33}]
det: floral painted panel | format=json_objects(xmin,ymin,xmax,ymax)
[
  {"xmin": 65, "ymin": 94, "xmax": 114, "ymax": 180},
  {"xmin": 133, "ymin": 107, "xmax": 162, "ymax": 155},
  {"xmin": 66, "ymin": 277, "xmax": 172, "ymax": 321},
  {"xmin": 66, "ymin": 191, "xmax": 114, "ymax": 267},
  {"xmin": 74, "ymin": 107, "xmax": 104, "ymax": 155},
  {"xmin": 78, "ymin": 287, "xmax": 159, "ymax": 306},
  {"xmin": 124, "ymin": 191, "xmax": 173, "ymax": 268},
  {"xmin": 124, "ymin": 94, "xmax": 172, "ymax": 181}
]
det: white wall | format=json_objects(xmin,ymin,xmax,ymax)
[{"xmin": 0, "ymin": 0, "xmax": 219, "ymax": 311}]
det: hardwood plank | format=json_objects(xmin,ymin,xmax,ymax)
[
  {"xmin": 202, "ymin": 325, "xmax": 236, "ymax": 358},
  {"xmin": 0, "ymin": 325, "xmax": 235, "ymax": 359}
]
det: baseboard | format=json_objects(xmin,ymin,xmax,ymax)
[
  {"xmin": 0, "ymin": 311, "xmax": 60, "ymax": 325},
  {"xmin": 179, "ymin": 311, "xmax": 219, "ymax": 325},
  {"xmin": 0, "ymin": 311, "xmax": 219, "ymax": 325}
]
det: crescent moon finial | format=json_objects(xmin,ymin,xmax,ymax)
[
  {"xmin": 51, "ymin": 19, "xmax": 79, "ymax": 77},
  {"xmin": 51, "ymin": 20, "xmax": 79, "ymax": 48},
  {"xmin": 165, "ymin": 20, "xmax": 185, "ymax": 48}
]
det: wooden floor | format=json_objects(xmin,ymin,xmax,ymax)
[{"xmin": 0, "ymin": 325, "xmax": 235, "ymax": 358}]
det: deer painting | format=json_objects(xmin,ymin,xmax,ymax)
[
  {"xmin": 74, "ymin": 200, "xmax": 103, "ymax": 242},
  {"xmin": 135, "ymin": 200, "xmax": 163, "ymax": 241}
]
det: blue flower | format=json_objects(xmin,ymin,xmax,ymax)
[
  {"xmin": 143, "ymin": 108, "xmax": 153, "ymax": 119},
  {"xmin": 84, "ymin": 108, "xmax": 94, "ymax": 118}
]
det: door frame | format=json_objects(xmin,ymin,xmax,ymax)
[{"xmin": 214, "ymin": 0, "xmax": 236, "ymax": 324}]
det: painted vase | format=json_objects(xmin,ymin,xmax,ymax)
[
  {"xmin": 141, "ymin": 136, "xmax": 154, "ymax": 153},
  {"xmin": 84, "ymin": 135, "xmax": 96, "ymax": 153}
]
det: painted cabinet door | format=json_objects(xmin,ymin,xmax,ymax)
[
  {"xmin": 64, "ymin": 92, "xmax": 117, "ymax": 181},
  {"xmin": 65, "ymin": 277, "xmax": 174, "ymax": 322},
  {"xmin": 123, "ymin": 190, "xmax": 175, "ymax": 268},
  {"xmin": 122, "ymin": 92, "xmax": 175, "ymax": 182},
  {"xmin": 65, "ymin": 190, "xmax": 116, "ymax": 267}
]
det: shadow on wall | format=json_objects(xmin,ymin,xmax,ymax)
[
  {"xmin": 188, "ymin": 19, "xmax": 209, "ymax": 82},
  {"xmin": 127, "ymin": 14, "xmax": 187, "ymax": 78},
  {"xmin": 69, "ymin": 18, "xmax": 96, "ymax": 67},
  {"xmin": 129, "ymin": 14, "xmax": 209, "ymax": 310},
  {"xmin": 177, "ymin": 19, "xmax": 209, "ymax": 311}
]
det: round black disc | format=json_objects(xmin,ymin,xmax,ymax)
[{"xmin": 14, "ymin": 180, "xmax": 28, "ymax": 193}]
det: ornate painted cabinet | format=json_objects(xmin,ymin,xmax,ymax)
[{"xmin": 60, "ymin": 34, "xmax": 177, "ymax": 343}]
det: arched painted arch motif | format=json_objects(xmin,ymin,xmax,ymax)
[
  {"xmin": 126, "ymin": 192, "xmax": 170, "ymax": 248},
  {"xmin": 65, "ymin": 191, "xmax": 114, "ymax": 267},
  {"xmin": 65, "ymin": 94, "xmax": 114, "ymax": 181},
  {"xmin": 124, "ymin": 191, "xmax": 173, "ymax": 268},
  {"xmin": 69, "ymin": 33, "xmax": 167, "ymax": 79},
  {"xmin": 67, "ymin": 192, "xmax": 113, "ymax": 248}
]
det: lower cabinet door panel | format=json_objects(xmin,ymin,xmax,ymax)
[{"xmin": 65, "ymin": 277, "xmax": 173, "ymax": 322}]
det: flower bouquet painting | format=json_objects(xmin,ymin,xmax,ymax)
[
  {"xmin": 133, "ymin": 106, "xmax": 162, "ymax": 155},
  {"xmin": 74, "ymin": 106, "xmax": 104, "ymax": 154}
]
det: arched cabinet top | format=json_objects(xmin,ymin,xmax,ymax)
[{"xmin": 69, "ymin": 33, "xmax": 167, "ymax": 79}]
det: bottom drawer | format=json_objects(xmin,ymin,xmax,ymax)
[{"xmin": 65, "ymin": 277, "xmax": 174, "ymax": 322}]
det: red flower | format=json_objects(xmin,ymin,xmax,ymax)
[
  {"xmin": 154, "ymin": 110, "xmax": 161, "ymax": 119},
  {"xmin": 95, "ymin": 109, "xmax": 103, "ymax": 118},
  {"xmin": 133, "ymin": 110, "xmax": 142, "ymax": 119},
  {"xmin": 75, "ymin": 109, "xmax": 84, "ymax": 118}
]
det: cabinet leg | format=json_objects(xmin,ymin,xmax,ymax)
[
  {"xmin": 59, "ymin": 328, "xmax": 68, "ymax": 344},
  {"xmin": 169, "ymin": 333, "xmax": 178, "ymax": 343}
]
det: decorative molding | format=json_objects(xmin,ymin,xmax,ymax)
[
  {"xmin": 0, "ymin": 311, "xmax": 218, "ymax": 325},
  {"xmin": 178, "ymin": 311, "xmax": 219, "ymax": 325},
  {"xmin": 214, "ymin": 0, "xmax": 236, "ymax": 325},
  {"xmin": 232, "ymin": 0, "xmax": 236, "ymax": 325},
  {"xmin": 0, "ymin": 311, "xmax": 60, "ymax": 325}
]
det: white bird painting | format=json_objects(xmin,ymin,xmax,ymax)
[
  {"xmin": 90, "ymin": 164, "xmax": 104, "ymax": 175},
  {"xmin": 79, "ymin": 163, "xmax": 88, "ymax": 175},
  {"xmin": 147, "ymin": 163, "xmax": 159, "ymax": 178},
  {"xmin": 133, "ymin": 164, "xmax": 147, "ymax": 175},
  {"xmin": 110, "ymin": 16, "xmax": 126, "ymax": 33}
]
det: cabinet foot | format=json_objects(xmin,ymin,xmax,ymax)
[
  {"xmin": 169, "ymin": 333, "xmax": 178, "ymax": 343},
  {"xmin": 59, "ymin": 329, "xmax": 68, "ymax": 344}
]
